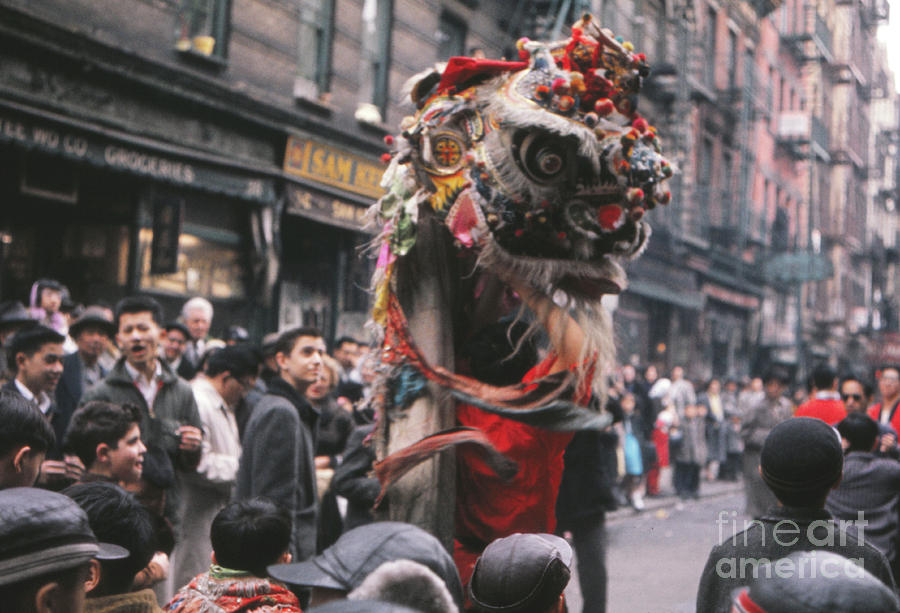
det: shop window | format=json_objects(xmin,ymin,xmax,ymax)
[
  {"xmin": 139, "ymin": 227, "xmax": 246, "ymax": 299},
  {"xmin": 354, "ymin": 0, "xmax": 393, "ymax": 124},
  {"xmin": 437, "ymin": 11, "xmax": 466, "ymax": 60},
  {"xmin": 294, "ymin": 0, "xmax": 335, "ymax": 102},
  {"xmin": 175, "ymin": 0, "xmax": 231, "ymax": 60}
]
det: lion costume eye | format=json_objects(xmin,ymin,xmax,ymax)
[{"xmin": 515, "ymin": 132, "xmax": 572, "ymax": 184}]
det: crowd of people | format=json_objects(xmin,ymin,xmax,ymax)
[{"xmin": 4, "ymin": 278, "xmax": 900, "ymax": 612}]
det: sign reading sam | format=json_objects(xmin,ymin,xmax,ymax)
[{"xmin": 284, "ymin": 135, "xmax": 384, "ymax": 200}]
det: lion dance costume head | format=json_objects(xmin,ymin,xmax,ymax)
[{"xmin": 370, "ymin": 15, "xmax": 673, "ymax": 441}]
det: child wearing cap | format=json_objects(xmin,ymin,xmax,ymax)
[{"xmin": 165, "ymin": 498, "xmax": 301, "ymax": 612}]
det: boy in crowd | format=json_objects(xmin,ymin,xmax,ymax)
[
  {"xmin": 2, "ymin": 324, "xmax": 82, "ymax": 486},
  {"xmin": 63, "ymin": 401, "xmax": 146, "ymax": 486},
  {"xmin": 236, "ymin": 326, "xmax": 325, "ymax": 562},
  {"xmin": 64, "ymin": 482, "xmax": 158, "ymax": 612},
  {"xmin": 165, "ymin": 498, "xmax": 301, "ymax": 612},
  {"xmin": 696, "ymin": 417, "xmax": 895, "ymax": 613},
  {"xmin": 0, "ymin": 388, "xmax": 56, "ymax": 489}
]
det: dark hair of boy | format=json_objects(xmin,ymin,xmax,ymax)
[
  {"xmin": 4, "ymin": 325, "xmax": 65, "ymax": 374},
  {"xmin": 205, "ymin": 344, "xmax": 262, "ymax": 380},
  {"xmin": 811, "ymin": 364, "xmax": 837, "ymax": 390},
  {"xmin": 461, "ymin": 320, "xmax": 538, "ymax": 387},
  {"xmin": 837, "ymin": 413, "xmax": 880, "ymax": 453},
  {"xmin": 63, "ymin": 401, "xmax": 142, "ymax": 469},
  {"xmin": 274, "ymin": 327, "xmax": 323, "ymax": 357},
  {"xmin": 114, "ymin": 296, "xmax": 163, "ymax": 330},
  {"xmin": 334, "ymin": 336, "xmax": 358, "ymax": 349},
  {"xmin": 0, "ymin": 388, "xmax": 56, "ymax": 458},
  {"xmin": 63, "ymin": 482, "xmax": 155, "ymax": 596},
  {"xmin": 210, "ymin": 498, "xmax": 291, "ymax": 578}
]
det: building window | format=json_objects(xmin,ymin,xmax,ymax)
[
  {"xmin": 705, "ymin": 8, "xmax": 717, "ymax": 87},
  {"xmin": 175, "ymin": 0, "xmax": 231, "ymax": 59},
  {"xmin": 721, "ymin": 150, "xmax": 733, "ymax": 225},
  {"xmin": 139, "ymin": 228, "xmax": 247, "ymax": 299},
  {"xmin": 294, "ymin": 0, "xmax": 334, "ymax": 102},
  {"xmin": 437, "ymin": 11, "xmax": 467, "ymax": 60},
  {"xmin": 355, "ymin": 0, "xmax": 393, "ymax": 124},
  {"xmin": 727, "ymin": 29, "xmax": 737, "ymax": 90}
]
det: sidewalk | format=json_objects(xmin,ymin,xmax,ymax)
[{"xmin": 607, "ymin": 478, "xmax": 744, "ymax": 521}]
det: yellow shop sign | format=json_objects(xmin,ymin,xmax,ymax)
[{"xmin": 285, "ymin": 135, "xmax": 384, "ymax": 199}]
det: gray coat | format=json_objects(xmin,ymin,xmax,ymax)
[
  {"xmin": 827, "ymin": 451, "xmax": 900, "ymax": 561},
  {"xmin": 740, "ymin": 395, "xmax": 793, "ymax": 518},
  {"xmin": 80, "ymin": 357, "xmax": 201, "ymax": 473},
  {"xmin": 235, "ymin": 377, "xmax": 320, "ymax": 561}
]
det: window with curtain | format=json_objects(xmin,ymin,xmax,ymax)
[
  {"xmin": 175, "ymin": 0, "xmax": 231, "ymax": 59},
  {"xmin": 295, "ymin": 0, "xmax": 334, "ymax": 101},
  {"xmin": 355, "ymin": 0, "xmax": 393, "ymax": 124}
]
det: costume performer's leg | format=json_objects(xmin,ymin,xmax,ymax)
[{"xmin": 571, "ymin": 513, "xmax": 608, "ymax": 613}]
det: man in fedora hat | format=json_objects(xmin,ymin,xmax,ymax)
[{"xmin": 55, "ymin": 307, "xmax": 118, "ymax": 440}]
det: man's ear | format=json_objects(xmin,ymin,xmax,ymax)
[
  {"xmin": 274, "ymin": 351, "xmax": 288, "ymax": 372},
  {"xmin": 279, "ymin": 551, "xmax": 292, "ymax": 564},
  {"xmin": 12, "ymin": 445, "xmax": 32, "ymax": 473},
  {"xmin": 34, "ymin": 580, "xmax": 69, "ymax": 613},
  {"xmin": 95, "ymin": 442, "xmax": 111, "ymax": 465},
  {"xmin": 85, "ymin": 559, "xmax": 101, "ymax": 594},
  {"xmin": 14, "ymin": 351, "xmax": 26, "ymax": 370}
]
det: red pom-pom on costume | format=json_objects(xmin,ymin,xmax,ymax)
[
  {"xmin": 632, "ymin": 117, "xmax": 649, "ymax": 133},
  {"xmin": 380, "ymin": 153, "xmax": 393, "ymax": 164},
  {"xmin": 594, "ymin": 98, "xmax": 615, "ymax": 116},
  {"xmin": 552, "ymin": 77, "xmax": 569, "ymax": 95},
  {"xmin": 597, "ymin": 205, "xmax": 624, "ymax": 230},
  {"xmin": 383, "ymin": 134, "xmax": 394, "ymax": 146}
]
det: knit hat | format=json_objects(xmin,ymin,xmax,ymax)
[
  {"xmin": 0, "ymin": 488, "xmax": 128, "ymax": 586},
  {"xmin": 760, "ymin": 417, "xmax": 843, "ymax": 498},
  {"xmin": 468, "ymin": 533, "xmax": 572, "ymax": 613}
]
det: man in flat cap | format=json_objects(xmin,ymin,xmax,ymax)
[
  {"xmin": 0, "ymin": 487, "xmax": 127, "ymax": 613},
  {"xmin": 696, "ymin": 417, "xmax": 895, "ymax": 613}
]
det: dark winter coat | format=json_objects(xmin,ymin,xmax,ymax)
[
  {"xmin": 331, "ymin": 423, "xmax": 380, "ymax": 531},
  {"xmin": 235, "ymin": 377, "xmax": 320, "ymax": 561},
  {"xmin": 696, "ymin": 506, "xmax": 895, "ymax": 613}
]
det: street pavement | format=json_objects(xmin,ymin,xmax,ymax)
[{"xmin": 564, "ymin": 480, "xmax": 747, "ymax": 613}]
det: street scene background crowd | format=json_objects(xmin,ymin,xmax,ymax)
[{"xmin": 5, "ymin": 279, "xmax": 900, "ymax": 612}]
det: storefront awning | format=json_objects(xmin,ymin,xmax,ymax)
[
  {"xmin": 625, "ymin": 279, "xmax": 706, "ymax": 311},
  {"xmin": 0, "ymin": 101, "xmax": 277, "ymax": 204}
]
